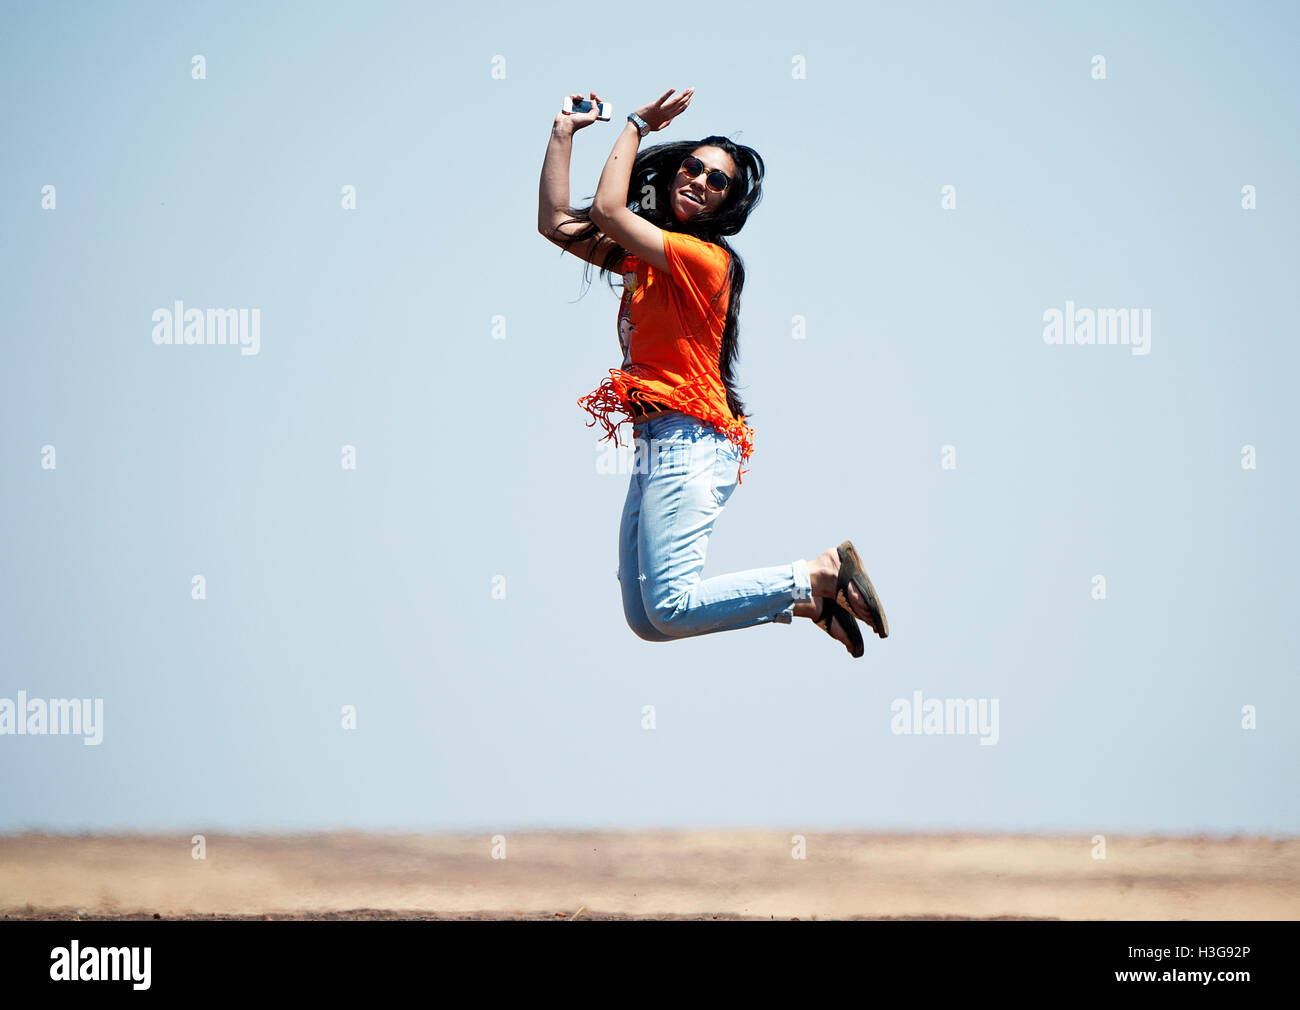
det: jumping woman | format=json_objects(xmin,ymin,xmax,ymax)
[{"xmin": 537, "ymin": 87, "xmax": 889, "ymax": 658}]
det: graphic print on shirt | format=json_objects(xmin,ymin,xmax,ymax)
[{"xmin": 616, "ymin": 262, "xmax": 638, "ymax": 369}]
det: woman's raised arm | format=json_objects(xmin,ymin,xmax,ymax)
[
  {"xmin": 590, "ymin": 88, "xmax": 693, "ymax": 273},
  {"xmin": 538, "ymin": 93, "xmax": 613, "ymax": 266}
]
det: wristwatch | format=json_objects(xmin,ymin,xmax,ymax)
[{"xmin": 627, "ymin": 112, "xmax": 650, "ymax": 138}]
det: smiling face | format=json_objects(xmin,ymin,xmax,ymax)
[{"xmin": 670, "ymin": 145, "xmax": 736, "ymax": 222}]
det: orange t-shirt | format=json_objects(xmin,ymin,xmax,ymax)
[{"xmin": 577, "ymin": 229, "xmax": 755, "ymax": 482}]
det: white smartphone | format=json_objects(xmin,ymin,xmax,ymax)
[{"xmin": 562, "ymin": 95, "xmax": 612, "ymax": 120}]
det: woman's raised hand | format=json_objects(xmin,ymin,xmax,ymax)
[
  {"xmin": 633, "ymin": 88, "xmax": 694, "ymax": 132},
  {"xmin": 557, "ymin": 91, "xmax": 605, "ymax": 133}
]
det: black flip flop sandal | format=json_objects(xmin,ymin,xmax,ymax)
[
  {"xmin": 815, "ymin": 596, "xmax": 864, "ymax": 659},
  {"xmin": 835, "ymin": 540, "xmax": 889, "ymax": 639}
]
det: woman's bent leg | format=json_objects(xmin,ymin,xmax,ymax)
[
  {"xmin": 618, "ymin": 448, "xmax": 675, "ymax": 643},
  {"xmin": 637, "ymin": 427, "xmax": 812, "ymax": 639}
]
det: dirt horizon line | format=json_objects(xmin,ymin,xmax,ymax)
[{"xmin": 3, "ymin": 831, "xmax": 1297, "ymax": 921}]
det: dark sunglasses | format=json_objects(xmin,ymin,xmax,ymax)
[{"xmin": 679, "ymin": 155, "xmax": 731, "ymax": 193}]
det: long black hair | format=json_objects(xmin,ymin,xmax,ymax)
[{"xmin": 550, "ymin": 134, "xmax": 765, "ymax": 421}]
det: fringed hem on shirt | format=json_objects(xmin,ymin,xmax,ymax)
[{"xmin": 577, "ymin": 369, "xmax": 755, "ymax": 485}]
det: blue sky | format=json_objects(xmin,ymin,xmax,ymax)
[{"xmin": 1, "ymin": 0, "xmax": 1296, "ymax": 834}]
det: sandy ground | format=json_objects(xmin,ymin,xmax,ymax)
[{"xmin": 2, "ymin": 831, "xmax": 1297, "ymax": 920}]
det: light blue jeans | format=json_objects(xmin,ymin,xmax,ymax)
[{"xmin": 617, "ymin": 410, "xmax": 813, "ymax": 641}]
